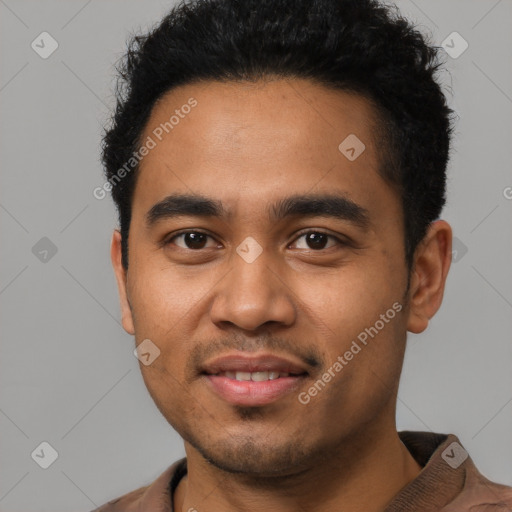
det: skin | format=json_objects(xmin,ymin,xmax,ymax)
[{"xmin": 111, "ymin": 78, "xmax": 452, "ymax": 512}]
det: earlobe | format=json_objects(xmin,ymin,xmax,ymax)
[
  {"xmin": 406, "ymin": 220, "xmax": 452, "ymax": 334},
  {"xmin": 110, "ymin": 230, "xmax": 135, "ymax": 335}
]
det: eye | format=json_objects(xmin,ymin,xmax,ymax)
[
  {"xmin": 291, "ymin": 231, "xmax": 342, "ymax": 250},
  {"xmin": 167, "ymin": 231, "xmax": 219, "ymax": 250}
]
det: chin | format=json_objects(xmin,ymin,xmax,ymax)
[{"xmin": 186, "ymin": 431, "xmax": 317, "ymax": 477}]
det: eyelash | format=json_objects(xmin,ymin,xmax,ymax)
[{"xmin": 164, "ymin": 229, "xmax": 347, "ymax": 251}]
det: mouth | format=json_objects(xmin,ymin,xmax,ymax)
[
  {"xmin": 213, "ymin": 370, "xmax": 300, "ymax": 381},
  {"xmin": 201, "ymin": 353, "xmax": 309, "ymax": 407}
]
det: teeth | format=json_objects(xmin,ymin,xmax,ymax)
[
  {"xmin": 250, "ymin": 371, "xmax": 269, "ymax": 381},
  {"xmin": 218, "ymin": 371, "xmax": 291, "ymax": 381}
]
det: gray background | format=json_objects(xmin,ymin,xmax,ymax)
[{"xmin": 0, "ymin": 0, "xmax": 511, "ymax": 510}]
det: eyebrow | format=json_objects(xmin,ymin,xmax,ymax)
[{"xmin": 145, "ymin": 193, "xmax": 370, "ymax": 229}]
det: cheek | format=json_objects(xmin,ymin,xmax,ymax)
[
  {"xmin": 127, "ymin": 269, "xmax": 194, "ymax": 399},
  {"xmin": 294, "ymin": 255, "xmax": 407, "ymax": 396},
  {"xmin": 127, "ymin": 258, "xmax": 209, "ymax": 336},
  {"xmin": 301, "ymin": 294, "xmax": 406, "ymax": 432},
  {"xmin": 295, "ymin": 255, "xmax": 405, "ymax": 340},
  {"xmin": 139, "ymin": 363, "xmax": 197, "ymax": 432}
]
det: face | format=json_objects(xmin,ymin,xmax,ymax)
[{"xmin": 111, "ymin": 78, "xmax": 449, "ymax": 477}]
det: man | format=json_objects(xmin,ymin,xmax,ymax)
[{"xmin": 94, "ymin": 0, "xmax": 512, "ymax": 510}]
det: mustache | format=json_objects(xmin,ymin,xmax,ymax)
[{"xmin": 185, "ymin": 332, "xmax": 323, "ymax": 377}]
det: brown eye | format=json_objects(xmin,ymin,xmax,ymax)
[
  {"xmin": 292, "ymin": 231, "xmax": 339, "ymax": 250},
  {"xmin": 168, "ymin": 231, "xmax": 218, "ymax": 250},
  {"xmin": 305, "ymin": 232, "xmax": 328, "ymax": 249}
]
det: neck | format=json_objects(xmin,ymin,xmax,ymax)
[{"xmin": 174, "ymin": 427, "xmax": 422, "ymax": 512}]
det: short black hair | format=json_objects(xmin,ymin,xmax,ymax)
[{"xmin": 102, "ymin": 0, "xmax": 453, "ymax": 270}]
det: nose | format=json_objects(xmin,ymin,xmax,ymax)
[{"xmin": 209, "ymin": 251, "xmax": 296, "ymax": 332}]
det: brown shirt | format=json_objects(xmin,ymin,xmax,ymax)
[{"xmin": 92, "ymin": 431, "xmax": 512, "ymax": 511}]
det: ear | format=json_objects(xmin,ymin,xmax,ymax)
[
  {"xmin": 406, "ymin": 220, "xmax": 452, "ymax": 334},
  {"xmin": 111, "ymin": 230, "xmax": 135, "ymax": 335}
]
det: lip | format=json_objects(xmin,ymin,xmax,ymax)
[
  {"xmin": 201, "ymin": 353, "xmax": 309, "ymax": 375},
  {"xmin": 204, "ymin": 374, "xmax": 306, "ymax": 406},
  {"xmin": 201, "ymin": 353, "xmax": 309, "ymax": 406}
]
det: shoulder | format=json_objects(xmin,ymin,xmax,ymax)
[
  {"xmin": 395, "ymin": 431, "xmax": 512, "ymax": 511},
  {"xmin": 89, "ymin": 459, "xmax": 186, "ymax": 512},
  {"xmin": 91, "ymin": 485, "xmax": 148, "ymax": 512},
  {"xmin": 443, "ymin": 456, "xmax": 512, "ymax": 511}
]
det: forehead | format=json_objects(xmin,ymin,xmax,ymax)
[{"xmin": 132, "ymin": 78, "xmax": 392, "ymax": 218}]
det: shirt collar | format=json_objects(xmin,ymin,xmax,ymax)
[{"xmin": 134, "ymin": 431, "xmax": 471, "ymax": 511}]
